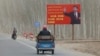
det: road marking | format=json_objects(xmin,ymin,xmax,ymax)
[
  {"xmin": 17, "ymin": 40, "xmax": 52, "ymax": 56},
  {"xmin": 17, "ymin": 40, "xmax": 36, "ymax": 50},
  {"xmin": 46, "ymin": 55, "xmax": 52, "ymax": 56}
]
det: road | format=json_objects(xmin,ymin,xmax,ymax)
[{"xmin": 0, "ymin": 34, "xmax": 95, "ymax": 56}]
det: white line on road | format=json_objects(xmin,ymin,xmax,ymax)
[
  {"xmin": 17, "ymin": 40, "xmax": 36, "ymax": 50},
  {"xmin": 17, "ymin": 40, "xmax": 52, "ymax": 56},
  {"xmin": 46, "ymin": 55, "xmax": 52, "ymax": 56}
]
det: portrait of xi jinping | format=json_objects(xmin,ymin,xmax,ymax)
[{"xmin": 63, "ymin": 5, "xmax": 80, "ymax": 24}]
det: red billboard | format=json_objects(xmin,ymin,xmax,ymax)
[{"xmin": 47, "ymin": 4, "xmax": 81, "ymax": 24}]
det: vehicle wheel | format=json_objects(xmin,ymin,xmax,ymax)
[
  {"xmin": 37, "ymin": 49, "xmax": 39, "ymax": 54},
  {"xmin": 13, "ymin": 38, "xmax": 16, "ymax": 40},
  {"xmin": 12, "ymin": 37, "xmax": 15, "ymax": 40},
  {"xmin": 12, "ymin": 35, "xmax": 16, "ymax": 40},
  {"xmin": 52, "ymin": 50, "xmax": 54, "ymax": 54},
  {"xmin": 42, "ymin": 50, "xmax": 44, "ymax": 54},
  {"xmin": 13, "ymin": 37, "xmax": 16, "ymax": 40}
]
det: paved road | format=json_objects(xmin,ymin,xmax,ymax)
[{"xmin": 0, "ymin": 34, "xmax": 95, "ymax": 56}]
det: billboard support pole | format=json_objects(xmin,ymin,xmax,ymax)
[
  {"xmin": 54, "ymin": 24, "xmax": 55, "ymax": 38},
  {"xmin": 72, "ymin": 24, "xmax": 74, "ymax": 40}
]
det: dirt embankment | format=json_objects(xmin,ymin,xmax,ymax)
[{"xmin": 57, "ymin": 41, "xmax": 100, "ymax": 56}]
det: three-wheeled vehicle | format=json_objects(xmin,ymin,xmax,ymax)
[{"xmin": 36, "ymin": 36, "xmax": 55, "ymax": 54}]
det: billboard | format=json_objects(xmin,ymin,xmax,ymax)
[{"xmin": 47, "ymin": 4, "xmax": 81, "ymax": 24}]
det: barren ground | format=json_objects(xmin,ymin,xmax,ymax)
[{"xmin": 57, "ymin": 41, "xmax": 100, "ymax": 56}]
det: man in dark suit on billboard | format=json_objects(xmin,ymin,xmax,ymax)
[{"xmin": 63, "ymin": 6, "xmax": 80, "ymax": 24}]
